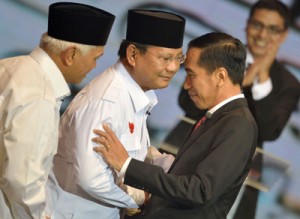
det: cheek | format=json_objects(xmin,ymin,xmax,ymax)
[
  {"xmin": 82, "ymin": 59, "xmax": 95, "ymax": 72},
  {"xmin": 196, "ymin": 80, "xmax": 212, "ymax": 96},
  {"xmin": 247, "ymin": 32, "xmax": 255, "ymax": 43},
  {"xmin": 270, "ymin": 36, "xmax": 284, "ymax": 45}
]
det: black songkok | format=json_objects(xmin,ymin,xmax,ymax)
[
  {"xmin": 48, "ymin": 2, "xmax": 115, "ymax": 46},
  {"xmin": 126, "ymin": 9, "xmax": 186, "ymax": 48}
]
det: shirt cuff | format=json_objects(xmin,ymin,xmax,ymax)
[
  {"xmin": 119, "ymin": 157, "xmax": 132, "ymax": 178},
  {"xmin": 251, "ymin": 78, "xmax": 272, "ymax": 100}
]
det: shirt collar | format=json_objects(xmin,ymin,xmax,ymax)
[
  {"xmin": 208, "ymin": 94, "xmax": 245, "ymax": 115},
  {"xmin": 115, "ymin": 61, "xmax": 157, "ymax": 113},
  {"xmin": 30, "ymin": 47, "xmax": 70, "ymax": 101}
]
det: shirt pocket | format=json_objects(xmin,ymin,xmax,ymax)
[{"xmin": 120, "ymin": 134, "xmax": 141, "ymax": 158}]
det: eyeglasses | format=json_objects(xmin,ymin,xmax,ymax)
[
  {"xmin": 158, "ymin": 54, "xmax": 186, "ymax": 65},
  {"xmin": 248, "ymin": 20, "xmax": 285, "ymax": 35},
  {"xmin": 149, "ymin": 52, "xmax": 186, "ymax": 65}
]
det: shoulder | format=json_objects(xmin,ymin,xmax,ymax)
[
  {"xmin": 63, "ymin": 66, "xmax": 129, "ymax": 115},
  {"xmin": 83, "ymin": 66, "xmax": 126, "ymax": 101},
  {"xmin": 0, "ymin": 55, "xmax": 56, "ymax": 105},
  {"xmin": 215, "ymin": 101, "xmax": 257, "ymax": 132},
  {"xmin": 271, "ymin": 61, "xmax": 300, "ymax": 86}
]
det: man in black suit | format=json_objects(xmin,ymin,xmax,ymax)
[{"xmin": 92, "ymin": 32, "xmax": 258, "ymax": 219}]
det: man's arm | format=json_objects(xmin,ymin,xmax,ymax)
[
  {"xmin": 93, "ymin": 118, "xmax": 257, "ymax": 206},
  {"xmin": 92, "ymin": 124, "xmax": 129, "ymax": 172},
  {"xmin": 2, "ymin": 101, "xmax": 57, "ymax": 219},
  {"xmin": 61, "ymin": 103, "xmax": 139, "ymax": 208}
]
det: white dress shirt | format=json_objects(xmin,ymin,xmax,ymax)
[
  {"xmin": 0, "ymin": 47, "xmax": 70, "ymax": 219},
  {"xmin": 246, "ymin": 50, "xmax": 273, "ymax": 100},
  {"xmin": 49, "ymin": 61, "xmax": 157, "ymax": 219}
]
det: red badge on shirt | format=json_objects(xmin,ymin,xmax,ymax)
[{"xmin": 129, "ymin": 122, "xmax": 134, "ymax": 134}]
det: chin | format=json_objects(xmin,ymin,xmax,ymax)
[
  {"xmin": 251, "ymin": 47, "xmax": 268, "ymax": 57},
  {"xmin": 157, "ymin": 82, "xmax": 169, "ymax": 89}
]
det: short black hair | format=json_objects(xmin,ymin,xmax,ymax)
[
  {"xmin": 249, "ymin": 0, "xmax": 290, "ymax": 29},
  {"xmin": 188, "ymin": 32, "xmax": 246, "ymax": 86}
]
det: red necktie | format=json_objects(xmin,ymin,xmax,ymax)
[{"xmin": 193, "ymin": 116, "xmax": 206, "ymax": 132}]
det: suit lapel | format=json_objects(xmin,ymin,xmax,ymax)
[{"xmin": 168, "ymin": 98, "xmax": 248, "ymax": 172}]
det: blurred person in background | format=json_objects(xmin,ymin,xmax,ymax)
[
  {"xmin": 0, "ymin": 2, "xmax": 115, "ymax": 219},
  {"xmin": 233, "ymin": 0, "xmax": 300, "ymax": 218}
]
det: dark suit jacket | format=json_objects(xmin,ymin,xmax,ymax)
[
  {"xmin": 243, "ymin": 60, "xmax": 300, "ymax": 146},
  {"xmin": 124, "ymin": 98, "xmax": 258, "ymax": 219},
  {"xmin": 233, "ymin": 60, "xmax": 300, "ymax": 219}
]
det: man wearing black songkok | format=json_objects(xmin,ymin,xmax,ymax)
[
  {"xmin": 0, "ymin": 2, "xmax": 115, "ymax": 219},
  {"xmin": 50, "ymin": 9, "xmax": 186, "ymax": 219}
]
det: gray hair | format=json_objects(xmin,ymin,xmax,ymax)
[{"xmin": 39, "ymin": 33, "xmax": 97, "ymax": 55}]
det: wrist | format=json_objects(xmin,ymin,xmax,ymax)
[
  {"xmin": 143, "ymin": 191, "xmax": 151, "ymax": 206},
  {"xmin": 258, "ymin": 74, "xmax": 269, "ymax": 83}
]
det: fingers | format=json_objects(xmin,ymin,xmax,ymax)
[
  {"xmin": 125, "ymin": 208, "xmax": 141, "ymax": 216},
  {"xmin": 102, "ymin": 123, "xmax": 118, "ymax": 144},
  {"xmin": 93, "ymin": 124, "xmax": 114, "ymax": 141},
  {"xmin": 92, "ymin": 125, "xmax": 113, "ymax": 151},
  {"xmin": 93, "ymin": 146, "xmax": 106, "ymax": 154},
  {"xmin": 93, "ymin": 146, "xmax": 112, "ymax": 168},
  {"xmin": 93, "ymin": 128, "xmax": 110, "ymax": 142},
  {"xmin": 92, "ymin": 136, "xmax": 110, "ymax": 150}
]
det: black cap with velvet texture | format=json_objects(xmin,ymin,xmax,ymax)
[
  {"xmin": 126, "ymin": 9, "xmax": 186, "ymax": 49},
  {"xmin": 48, "ymin": 2, "xmax": 115, "ymax": 46}
]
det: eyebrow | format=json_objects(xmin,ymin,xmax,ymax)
[
  {"xmin": 185, "ymin": 67, "xmax": 194, "ymax": 73},
  {"xmin": 249, "ymin": 18, "xmax": 284, "ymax": 27}
]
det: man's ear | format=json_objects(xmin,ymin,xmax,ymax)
[
  {"xmin": 279, "ymin": 29, "xmax": 289, "ymax": 44},
  {"xmin": 126, "ymin": 44, "xmax": 139, "ymax": 67},
  {"xmin": 215, "ymin": 67, "xmax": 227, "ymax": 87},
  {"xmin": 61, "ymin": 46, "xmax": 76, "ymax": 66}
]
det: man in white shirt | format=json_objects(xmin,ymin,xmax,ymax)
[
  {"xmin": 50, "ymin": 9, "xmax": 186, "ymax": 219},
  {"xmin": 0, "ymin": 2, "xmax": 115, "ymax": 219}
]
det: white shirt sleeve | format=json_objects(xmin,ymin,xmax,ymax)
[
  {"xmin": 63, "ymin": 103, "xmax": 138, "ymax": 209},
  {"xmin": 124, "ymin": 184, "xmax": 145, "ymax": 206},
  {"xmin": 119, "ymin": 147, "xmax": 175, "ymax": 177},
  {"xmin": 251, "ymin": 78, "xmax": 273, "ymax": 100},
  {"xmin": 117, "ymin": 158, "xmax": 145, "ymax": 206},
  {"xmin": 2, "ymin": 100, "xmax": 57, "ymax": 219},
  {"xmin": 119, "ymin": 157, "xmax": 133, "ymax": 177},
  {"xmin": 145, "ymin": 146, "xmax": 175, "ymax": 172}
]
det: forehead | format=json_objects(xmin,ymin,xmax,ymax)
[
  {"xmin": 92, "ymin": 46, "xmax": 105, "ymax": 54},
  {"xmin": 250, "ymin": 9, "xmax": 285, "ymax": 26},
  {"xmin": 186, "ymin": 48, "xmax": 200, "ymax": 62},
  {"xmin": 185, "ymin": 48, "xmax": 201, "ymax": 70},
  {"xmin": 147, "ymin": 46, "xmax": 182, "ymax": 55}
]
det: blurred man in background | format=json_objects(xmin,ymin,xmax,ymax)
[{"xmin": 233, "ymin": 0, "xmax": 300, "ymax": 218}]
